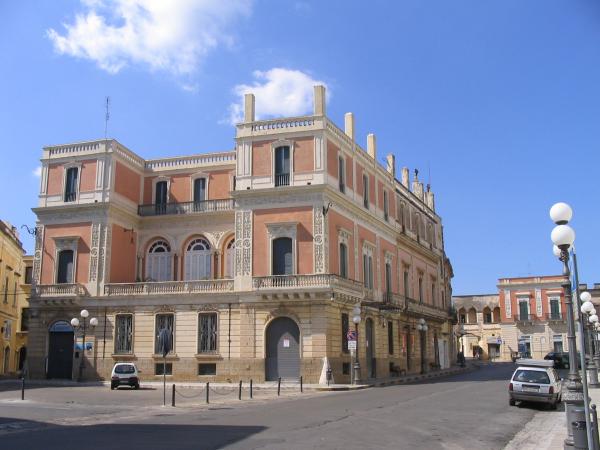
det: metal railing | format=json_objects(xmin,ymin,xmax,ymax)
[
  {"xmin": 137, "ymin": 198, "xmax": 234, "ymax": 217},
  {"xmin": 547, "ymin": 312, "xmax": 563, "ymax": 321},
  {"xmin": 104, "ymin": 280, "xmax": 234, "ymax": 296},
  {"xmin": 514, "ymin": 313, "xmax": 534, "ymax": 322},
  {"xmin": 33, "ymin": 284, "xmax": 86, "ymax": 297},
  {"xmin": 64, "ymin": 191, "xmax": 77, "ymax": 202},
  {"xmin": 274, "ymin": 173, "xmax": 290, "ymax": 187}
]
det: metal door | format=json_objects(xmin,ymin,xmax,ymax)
[
  {"xmin": 366, "ymin": 318, "xmax": 375, "ymax": 378},
  {"xmin": 265, "ymin": 317, "xmax": 300, "ymax": 381},
  {"xmin": 47, "ymin": 322, "xmax": 74, "ymax": 379}
]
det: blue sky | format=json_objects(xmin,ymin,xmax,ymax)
[{"xmin": 1, "ymin": 0, "xmax": 598, "ymax": 294}]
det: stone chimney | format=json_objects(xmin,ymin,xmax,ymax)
[
  {"xmin": 314, "ymin": 85, "xmax": 326, "ymax": 116},
  {"xmin": 244, "ymin": 93, "xmax": 255, "ymax": 122},
  {"xmin": 401, "ymin": 167, "xmax": 409, "ymax": 188},
  {"xmin": 344, "ymin": 112, "xmax": 355, "ymax": 141},
  {"xmin": 386, "ymin": 154, "xmax": 395, "ymax": 177},
  {"xmin": 367, "ymin": 133, "xmax": 376, "ymax": 160}
]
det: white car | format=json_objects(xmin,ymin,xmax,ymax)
[
  {"xmin": 509, "ymin": 359, "xmax": 562, "ymax": 409},
  {"xmin": 110, "ymin": 363, "xmax": 140, "ymax": 390}
]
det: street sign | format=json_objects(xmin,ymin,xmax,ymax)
[
  {"xmin": 348, "ymin": 341, "xmax": 357, "ymax": 350},
  {"xmin": 347, "ymin": 330, "xmax": 357, "ymax": 341},
  {"xmin": 496, "ymin": 338, "xmax": 502, "ymax": 345}
]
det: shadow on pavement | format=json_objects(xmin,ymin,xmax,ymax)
[
  {"xmin": 396, "ymin": 362, "xmax": 518, "ymax": 385},
  {"xmin": 0, "ymin": 418, "xmax": 267, "ymax": 450}
]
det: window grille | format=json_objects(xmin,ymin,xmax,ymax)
[
  {"xmin": 198, "ymin": 313, "xmax": 218, "ymax": 353},
  {"xmin": 115, "ymin": 315, "xmax": 133, "ymax": 354}
]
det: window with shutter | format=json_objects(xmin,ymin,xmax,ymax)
[
  {"xmin": 57, "ymin": 250, "xmax": 74, "ymax": 284},
  {"xmin": 185, "ymin": 238, "xmax": 211, "ymax": 280},
  {"xmin": 146, "ymin": 241, "xmax": 172, "ymax": 282},
  {"xmin": 272, "ymin": 238, "xmax": 293, "ymax": 275},
  {"xmin": 155, "ymin": 314, "xmax": 174, "ymax": 354},
  {"xmin": 64, "ymin": 167, "xmax": 78, "ymax": 202}
]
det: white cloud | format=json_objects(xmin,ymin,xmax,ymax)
[
  {"xmin": 228, "ymin": 68, "xmax": 328, "ymax": 124},
  {"xmin": 32, "ymin": 167, "xmax": 42, "ymax": 177},
  {"xmin": 47, "ymin": 0, "xmax": 252, "ymax": 77}
]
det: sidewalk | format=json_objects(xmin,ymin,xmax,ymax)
[{"xmin": 504, "ymin": 374, "xmax": 600, "ymax": 450}]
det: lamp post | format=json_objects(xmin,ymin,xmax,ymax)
[
  {"xmin": 549, "ymin": 202, "xmax": 591, "ymax": 449},
  {"xmin": 417, "ymin": 318, "xmax": 428, "ymax": 374},
  {"xmin": 352, "ymin": 304, "xmax": 362, "ymax": 385},
  {"xmin": 71, "ymin": 309, "xmax": 98, "ymax": 382},
  {"xmin": 581, "ymin": 293, "xmax": 600, "ymax": 388}
]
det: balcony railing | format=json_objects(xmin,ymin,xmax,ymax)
[
  {"xmin": 64, "ymin": 191, "xmax": 77, "ymax": 202},
  {"xmin": 274, "ymin": 173, "xmax": 290, "ymax": 187},
  {"xmin": 514, "ymin": 313, "xmax": 534, "ymax": 322},
  {"xmin": 253, "ymin": 274, "xmax": 333, "ymax": 289},
  {"xmin": 104, "ymin": 280, "xmax": 234, "ymax": 296},
  {"xmin": 547, "ymin": 312, "xmax": 563, "ymax": 321},
  {"xmin": 33, "ymin": 284, "xmax": 86, "ymax": 297},
  {"xmin": 138, "ymin": 198, "xmax": 234, "ymax": 217}
]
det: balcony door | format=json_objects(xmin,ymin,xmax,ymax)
[
  {"xmin": 274, "ymin": 146, "xmax": 290, "ymax": 186},
  {"xmin": 193, "ymin": 178, "xmax": 206, "ymax": 211},
  {"xmin": 155, "ymin": 181, "xmax": 168, "ymax": 214},
  {"xmin": 184, "ymin": 238, "xmax": 212, "ymax": 280},
  {"xmin": 519, "ymin": 300, "xmax": 529, "ymax": 320},
  {"xmin": 272, "ymin": 238, "xmax": 293, "ymax": 275},
  {"xmin": 550, "ymin": 298, "xmax": 560, "ymax": 319},
  {"xmin": 146, "ymin": 241, "xmax": 172, "ymax": 282}
]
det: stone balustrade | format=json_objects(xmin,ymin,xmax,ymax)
[
  {"xmin": 33, "ymin": 284, "xmax": 86, "ymax": 297},
  {"xmin": 104, "ymin": 280, "xmax": 234, "ymax": 296}
]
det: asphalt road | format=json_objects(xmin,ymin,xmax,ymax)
[{"xmin": 0, "ymin": 362, "xmax": 548, "ymax": 450}]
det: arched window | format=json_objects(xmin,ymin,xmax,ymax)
[
  {"xmin": 458, "ymin": 308, "xmax": 466, "ymax": 324},
  {"xmin": 224, "ymin": 238, "xmax": 235, "ymax": 278},
  {"xmin": 467, "ymin": 307, "xmax": 477, "ymax": 324},
  {"xmin": 184, "ymin": 238, "xmax": 211, "ymax": 280},
  {"xmin": 483, "ymin": 307, "xmax": 492, "ymax": 324},
  {"xmin": 146, "ymin": 240, "xmax": 172, "ymax": 282},
  {"xmin": 493, "ymin": 307, "xmax": 501, "ymax": 323},
  {"xmin": 272, "ymin": 237, "xmax": 293, "ymax": 275}
]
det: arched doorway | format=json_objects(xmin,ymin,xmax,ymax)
[
  {"xmin": 47, "ymin": 321, "xmax": 74, "ymax": 379},
  {"xmin": 265, "ymin": 317, "xmax": 300, "ymax": 381},
  {"xmin": 366, "ymin": 318, "xmax": 375, "ymax": 378}
]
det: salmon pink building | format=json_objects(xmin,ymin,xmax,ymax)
[{"xmin": 28, "ymin": 86, "xmax": 454, "ymax": 383}]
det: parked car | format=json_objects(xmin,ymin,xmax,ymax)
[
  {"xmin": 544, "ymin": 352, "xmax": 570, "ymax": 369},
  {"xmin": 509, "ymin": 359, "xmax": 561, "ymax": 409},
  {"xmin": 543, "ymin": 352, "xmax": 589, "ymax": 369},
  {"xmin": 110, "ymin": 363, "xmax": 140, "ymax": 390}
]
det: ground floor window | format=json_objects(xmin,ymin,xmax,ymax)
[
  {"xmin": 115, "ymin": 314, "xmax": 133, "ymax": 354},
  {"xmin": 155, "ymin": 314, "xmax": 174, "ymax": 354},
  {"xmin": 198, "ymin": 363, "xmax": 216, "ymax": 376},
  {"xmin": 518, "ymin": 335, "xmax": 531, "ymax": 357},
  {"xmin": 198, "ymin": 313, "xmax": 218, "ymax": 353},
  {"xmin": 155, "ymin": 363, "xmax": 172, "ymax": 375},
  {"xmin": 553, "ymin": 334, "xmax": 563, "ymax": 353}
]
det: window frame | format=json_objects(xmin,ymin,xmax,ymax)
[
  {"xmin": 114, "ymin": 313, "xmax": 134, "ymax": 355},
  {"xmin": 267, "ymin": 223, "xmax": 297, "ymax": 276},
  {"xmin": 53, "ymin": 237, "xmax": 79, "ymax": 285},
  {"xmin": 338, "ymin": 155, "xmax": 345, "ymax": 193},
  {"xmin": 388, "ymin": 321, "xmax": 394, "ymax": 355},
  {"xmin": 62, "ymin": 163, "xmax": 82, "ymax": 203},
  {"xmin": 339, "ymin": 242, "xmax": 348, "ymax": 278},
  {"xmin": 197, "ymin": 312, "xmax": 219, "ymax": 354},
  {"xmin": 151, "ymin": 177, "xmax": 171, "ymax": 205},
  {"xmin": 190, "ymin": 172, "xmax": 210, "ymax": 204},
  {"xmin": 154, "ymin": 313, "xmax": 175, "ymax": 355},
  {"xmin": 271, "ymin": 140, "xmax": 294, "ymax": 187},
  {"xmin": 342, "ymin": 313, "xmax": 349, "ymax": 353},
  {"xmin": 383, "ymin": 190, "xmax": 389, "ymax": 221},
  {"xmin": 362, "ymin": 174, "xmax": 369, "ymax": 208}
]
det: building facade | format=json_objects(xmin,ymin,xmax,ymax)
[
  {"xmin": 0, "ymin": 222, "xmax": 31, "ymax": 376},
  {"xmin": 454, "ymin": 275, "xmax": 568, "ymax": 361},
  {"xmin": 28, "ymin": 86, "xmax": 454, "ymax": 383},
  {"xmin": 453, "ymin": 294, "xmax": 502, "ymax": 360}
]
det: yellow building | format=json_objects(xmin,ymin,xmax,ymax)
[{"xmin": 0, "ymin": 221, "xmax": 31, "ymax": 376}]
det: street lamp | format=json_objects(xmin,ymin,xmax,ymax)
[
  {"xmin": 417, "ymin": 318, "xmax": 428, "ymax": 374},
  {"xmin": 352, "ymin": 304, "xmax": 362, "ymax": 385},
  {"xmin": 549, "ymin": 202, "xmax": 591, "ymax": 449},
  {"xmin": 581, "ymin": 293, "xmax": 599, "ymax": 388},
  {"xmin": 71, "ymin": 309, "xmax": 98, "ymax": 382}
]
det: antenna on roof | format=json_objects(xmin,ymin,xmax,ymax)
[
  {"xmin": 104, "ymin": 96, "xmax": 111, "ymax": 139},
  {"xmin": 428, "ymin": 161, "xmax": 431, "ymax": 188}
]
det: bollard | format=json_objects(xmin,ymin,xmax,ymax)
[
  {"xmin": 171, "ymin": 384, "xmax": 175, "ymax": 407},
  {"xmin": 250, "ymin": 379, "xmax": 253, "ymax": 399},
  {"xmin": 206, "ymin": 382, "xmax": 210, "ymax": 404},
  {"xmin": 21, "ymin": 377, "xmax": 25, "ymax": 401},
  {"xmin": 278, "ymin": 377, "xmax": 281, "ymax": 396},
  {"xmin": 300, "ymin": 376, "xmax": 303, "ymax": 393},
  {"xmin": 592, "ymin": 404, "xmax": 600, "ymax": 450},
  {"xmin": 238, "ymin": 380, "xmax": 242, "ymax": 400}
]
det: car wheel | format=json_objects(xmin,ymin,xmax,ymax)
[
  {"xmin": 110, "ymin": 384, "xmax": 115, "ymax": 390},
  {"xmin": 134, "ymin": 383, "xmax": 140, "ymax": 390},
  {"xmin": 509, "ymin": 398, "xmax": 516, "ymax": 406},
  {"xmin": 550, "ymin": 401, "xmax": 558, "ymax": 410}
]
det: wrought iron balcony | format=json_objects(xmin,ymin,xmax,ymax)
[
  {"xmin": 137, "ymin": 198, "xmax": 234, "ymax": 217},
  {"xmin": 547, "ymin": 312, "xmax": 563, "ymax": 322},
  {"xmin": 104, "ymin": 280, "xmax": 234, "ymax": 296},
  {"xmin": 514, "ymin": 313, "xmax": 535, "ymax": 323},
  {"xmin": 274, "ymin": 173, "xmax": 290, "ymax": 187}
]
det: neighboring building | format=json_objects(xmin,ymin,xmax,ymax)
[
  {"xmin": 453, "ymin": 294, "xmax": 502, "ymax": 360},
  {"xmin": 454, "ymin": 275, "xmax": 568, "ymax": 361},
  {"xmin": 0, "ymin": 221, "xmax": 31, "ymax": 376},
  {"xmin": 29, "ymin": 85, "xmax": 454, "ymax": 383}
]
